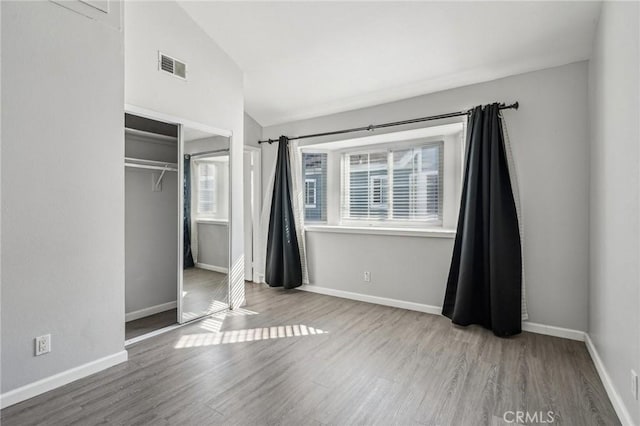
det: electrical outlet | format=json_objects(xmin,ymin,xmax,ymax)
[
  {"xmin": 363, "ymin": 271, "xmax": 371, "ymax": 282},
  {"xmin": 35, "ymin": 334, "xmax": 51, "ymax": 356},
  {"xmin": 632, "ymin": 370, "xmax": 638, "ymax": 400}
]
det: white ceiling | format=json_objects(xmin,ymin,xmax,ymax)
[{"xmin": 179, "ymin": 1, "xmax": 601, "ymax": 127}]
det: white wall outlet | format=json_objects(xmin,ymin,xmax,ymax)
[
  {"xmin": 35, "ymin": 334, "xmax": 51, "ymax": 356},
  {"xmin": 631, "ymin": 370, "xmax": 638, "ymax": 400},
  {"xmin": 363, "ymin": 271, "xmax": 371, "ymax": 282}
]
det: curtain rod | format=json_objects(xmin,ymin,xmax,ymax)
[{"xmin": 258, "ymin": 102, "xmax": 519, "ymax": 144}]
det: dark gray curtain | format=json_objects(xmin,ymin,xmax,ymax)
[
  {"xmin": 442, "ymin": 103, "xmax": 522, "ymax": 337},
  {"xmin": 265, "ymin": 136, "xmax": 303, "ymax": 289},
  {"xmin": 183, "ymin": 155, "xmax": 195, "ymax": 269}
]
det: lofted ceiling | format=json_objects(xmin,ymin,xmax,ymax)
[{"xmin": 179, "ymin": 1, "xmax": 601, "ymax": 127}]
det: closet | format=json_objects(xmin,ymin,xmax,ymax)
[
  {"xmin": 124, "ymin": 114, "xmax": 179, "ymax": 339},
  {"xmin": 124, "ymin": 112, "xmax": 232, "ymax": 342}
]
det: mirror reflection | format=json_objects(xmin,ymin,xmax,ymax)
[{"xmin": 181, "ymin": 131, "xmax": 230, "ymax": 323}]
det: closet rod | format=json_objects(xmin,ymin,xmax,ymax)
[
  {"xmin": 124, "ymin": 163, "xmax": 178, "ymax": 172},
  {"xmin": 258, "ymin": 101, "xmax": 519, "ymax": 144}
]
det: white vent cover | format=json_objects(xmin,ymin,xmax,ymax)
[{"xmin": 158, "ymin": 52, "xmax": 186, "ymax": 79}]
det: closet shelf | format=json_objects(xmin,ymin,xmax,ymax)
[{"xmin": 124, "ymin": 157, "xmax": 178, "ymax": 172}]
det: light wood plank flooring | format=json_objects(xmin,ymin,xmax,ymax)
[
  {"xmin": 125, "ymin": 309, "xmax": 178, "ymax": 340},
  {"xmin": 182, "ymin": 267, "xmax": 228, "ymax": 321},
  {"xmin": 2, "ymin": 283, "xmax": 619, "ymax": 425}
]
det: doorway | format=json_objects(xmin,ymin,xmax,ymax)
[
  {"xmin": 123, "ymin": 108, "xmax": 234, "ymax": 344},
  {"xmin": 244, "ymin": 146, "xmax": 261, "ymax": 282}
]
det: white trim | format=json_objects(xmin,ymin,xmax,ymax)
[
  {"xmin": 244, "ymin": 146, "xmax": 262, "ymax": 283},
  {"xmin": 195, "ymin": 262, "xmax": 229, "ymax": 274},
  {"xmin": 124, "ymin": 323, "xmax": 183, "ymax": 347},
  {"xmin": 298, "ymin": 285, "xmax": 442, "ymax": 315},
  {"xmin": 304, "ymin": 224, "xmax": 455, "ymax": 238},
  {"xmin": 196, "ymin": 218, "xmax": 229, "ymax": 226},
  {"xmin": 585, "ymin": 335, "xmax": 633, "ymax": 426},
  {"xmin": 298, "ymin": 285, "xmax": 586, "ymax": 342},
  {"xmin": 521, "ymin": 321, "xmax": 585, "ymax": 341},
  {"xmin": 125, "ymin": 301, "xmax": 177, "ymax": 322},
  {"xmin": 0, "ymin": 350, "xmax": 128, "ymax": 409}
]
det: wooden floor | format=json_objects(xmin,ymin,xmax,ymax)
[
  {"xmin": 125, "ymin": 309, "xmax": 177, "ymax": 340},
  {"xmin": 2, "ymin": 283, "xmax": 619, "ymax": 425},
  {"xmin": 182, "ymin": 267, "xmax": 228, "ymax": 321}
]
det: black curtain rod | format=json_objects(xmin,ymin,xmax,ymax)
[{"xmin": 258, "ymin": 101, "xmax": 519, "ymax": 144}]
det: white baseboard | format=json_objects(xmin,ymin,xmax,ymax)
[
  {"xmin": 0, "ymin": 350, "xmax": 128, "ymax": 409},
  {"xmin": 195, "ymin": 262, "xmax": 229, "ymax": 274},
  {"xmin": 585, "ymin": 334, "xmax": 633, "ymax": 426},
  {"xmin": 298, "ymin": 284, "xmax": 585, "ymax": 341},
  {"xmin": 125, "ymin": 301, "xmax": 176, "ymax": 322},
  {"xmin": 521, "ymin": 321, "xmax": 585, "ymax": 341},
  {"xmin": 298, "ymin": 284, "xmax": 442, "ymax": 315}
]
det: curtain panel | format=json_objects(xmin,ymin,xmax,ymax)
[{"xmin": 442, "ymin": 103, "xmax": 523, "ymax": 337}]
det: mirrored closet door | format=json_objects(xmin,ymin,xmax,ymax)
[
  {"xmin": 179, "ymin": 127, "xmax": 231, "ymax": 323},
  {"xmin": 124, "ymin": 112, "xmax": 232, "ymax": 341},
  {"xmin": 124, "ymin": 113, "xmax": 180, "ymax": 340}
]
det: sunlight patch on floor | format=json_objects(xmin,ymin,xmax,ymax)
[{"xmin": 174, "ymin": 324, "xmax": 328, "ymax": 348}]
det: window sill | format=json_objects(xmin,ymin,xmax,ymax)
[
  {"xmin": 304, "ymin": 225, "xmax": 456, "ymax": 239},
  {"xmin": 196, "ymin": 218, "xmax": 229, "ymax": 226}
]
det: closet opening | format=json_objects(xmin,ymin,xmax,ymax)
[{"xmin": 124, "ymin": 112, "xmax": 232, "ymax": 344}]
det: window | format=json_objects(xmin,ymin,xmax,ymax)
[
  {"xmin": 341, "ymin": 142, "xmax": 443, "ymax": 225},
  {"xmin": 302, "ymin": 153, "xmax": 327, "ymax": 222},
  {"xmin": 197, "ymin": 162, "xmax": 217, "ymax": 215},
  {"xmin": 299, "ymin": 123, "xmax": 463, "ymax": 233},
  {"xmin": 305, "ymin": 179, "xmax": 317, "ymax": 208}
]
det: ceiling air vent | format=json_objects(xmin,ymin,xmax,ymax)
[{"xmin": 158, "ymin": 52, "xmax": 186, "ymax": 80}]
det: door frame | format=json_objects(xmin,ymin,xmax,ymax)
[
  {"xmin": 244, "ymin": 146, "xmax": 261, "ymax": 283},
  {"xmin": 124, "ymin": 104, "xmax": 233, "ymax": 327}
]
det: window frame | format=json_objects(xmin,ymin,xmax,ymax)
[{"xmin": 299, "ymin": 122, "xmax": 465, "ymax": 233}]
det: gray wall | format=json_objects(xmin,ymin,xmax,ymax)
[
  {"xmin": 185, "ymin": 135, "xmax": 229, "ymax": 153},
  {"xmin": 1, "ymin": 1, "xmax": 124, "ymax": 392},
  {"xmin": 126, "ymin": 0, "xmax": 246, "ymax": 307},
  {"xmin": 197, "ymin": 223, "xmax": 229, "ymax": 269},
  {"xmin": 588, "ymin": 2, "xmax": 640, "ymax": 423},
  {"xmin": 244, "ymin": 112, "xmax": 263, "ymax": 147},
  {"xmin": 125, "ymin": 132, "xmax": 177, "ymax": 163},
  {"xmin": 125, "ymin": 135, "xmax": 178, "ymax": 314},
  {"xmin": 263, "ymin": 62, "xmax": 590, "ymax": 332}
]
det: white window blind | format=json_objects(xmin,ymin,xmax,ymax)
[
  {"xmin": 302, "ymin": 153, "xmax": 327, "ymax": 222},
  {"xmin": 197, "ymin": 162, "xmax": 217, "ymax": 215},
  {"xmin": 341, "ymin": 142, "xmax": 443, "ymax": 225}
]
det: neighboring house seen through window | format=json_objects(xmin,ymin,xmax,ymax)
[
  {"xmin": 302, "ymin": 153, "xmax": 327, "ymax": 222},
  {"xmin": 305, "ymin": 179, "xmax": 317, "ymax": 208}
]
